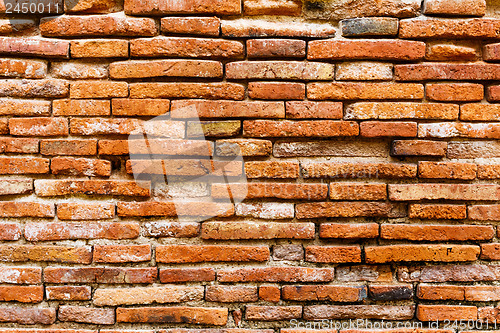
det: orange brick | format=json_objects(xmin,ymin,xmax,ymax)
[
  {"xmin": 329, "ymin": 183, "xmax": 387, "ymax": 201},
  {"xmin": 0, "ymin": 58, "xmax": 46, "ymax": 79},
  {"xmin": 391, "ymin": 140, "xmax": 447, "ymax": 157},
  {"xmin": 211, "ymin": 183, "xmax": 328, "ymax": 200},
  {"xmin": 0, "ymin": 307, "xmax": 55, "ymax": 324},
  {"xmin": 417, "ymin": 305, "xmax": 477, "ymax": 321},
  {"xmin": 381, "ymin": 224, "xmax": 493, "ymax": 241},
  {"xmin": 41, "ymin": 139, "xmax": 97, "ymax": 155},
  {"xmin": 360, "ymin": 121, "xmax": 417, "ymax": 137},
  {"xmin": 94, "ymin": 286, "xmax": 203, "ymax": 306},
  {"xmin": 247, "ymin": 39, "xmax": 305, "ymax": 58},
  {"xmin": 160, "ymin": 268, "xmax": 215, "ymax": 283},
  {"xmin": 319, "ymin": 223, "xmax": 379, "ymax": 239},
  {"xmin": 244, "ymin": 0, "xmax": 301, "ymax": 15},
  {"xmin": 0, "ymin": 267, "xmax": 41, "ymax": 284},
  {"xmin": 70, "ymin": 81, "xmax": 128, "ymax": 99},
  {"xmin": 245, "ymin": 306, "xmax": 302, "ymax": 321},
  {"xmin": 423, "ymin": 0, "xmax": 486, "ymax": 16},
  {"xmin": 44, "ymin": 267, "xmax": 156, "ymax": 284},
  {"xmin": 0, "ymin": 99, "xmax": 50, "ymax": 116},
  {"xmin": 110, "ymin": 59, "xmax": 223, "ymax": 79},
  {"xmin": 420, "ymin": 122, "xmax": 500, "ymax": 139},
  {"xmin": 125, "ymin": 0, "xmax": 240, "ymax": 15},
  {"xmin": 461, "ymin": 103, "xmax": 500, "ymax": 121},
  {"xmin": 346, "ymin": 102, "xmax": 459, "ymax": 120},
  {"xmin": 171, "ymin": 100, "xmax": 284, "ymax": 119},
  {"xmin": 156, "ymin": 245, "xmax": 269, "ymax": 263},
  {"xmin": 117, "ymin": 307, "xmax": 228, "ymax": 325},
  {"xmin": 249, "ymin": 82, "xmax": 305, "ymax": 100},
  {"xmin": 417, "ymin": 284, "xmax": 465, "ymax": 300},
  {"xmin": 0, "ymin": 223, "xmax": 20, "ymax": 240},
  {"xmin": 409, "ymin": 204, "xmax": 467, "ymax": 219},
  {"xmin": 390, "ymin": 184, "xmax": 500, "ymax": 201},
  {"xmin": 161, "ymin": 17, "xmax": 220, "ymax": 36},
  {"xmin": 303, "ymin": 162, "xmax": 416, "ymax": 179},
  {"xmin": 227, "ymin": 61, "xmax": 333, "ymax": 80},
  {"xmin": 305, "ymin": 246, "xmax": 362, "ymax": 263},
  {"xmin": 469, "ymin": 205, "xmax": 500, "ymax": 221},
  {"xmin": 57, "ymin": 202, "xmax": 115, "ymax": 220},
  {"xmin": 418, "ymin": 162, "xmax": 477, "ymax": 180},
  {"xmin": 259, "ymin": 285, "xmax": 281, "ymax": 302},
  {"xmin": 71, "ymin": 39, "xmax": 129, "ymax": 58},
  {"xmin": 0, "ymin": 202, "xmax": 53, "ymax": 217},
  {"xmin": 0, "ymin": 157, "xmax": 49, "ymax": 174},
  {"xmin": 297, "ymin": 202, "xmax": 392, "ymax": 219},
  {"xmin": 0, "ymin": 245, "xmax": 91, "ymax": 264},
  {"xmin": 0, "ymin": 79, "xmax": 68, "ymax": 98},
  {"xmin": 396, "ymin": 63, "xmax": 500, "ymax": 81},
  {"xmin": 217, "ymin": 267, "xmax": 334, "ymax": 282},
  {"xmin": 117, "ymin": 201, "xmax": 232, "ymax": 217},
  {"xmin": 93, "ymin": 244, "xmax": 151, "ymax": 263},
  {"xmin": 9, "ymin": 118, "xmax": 68, "ymax": 136},
  {"xmin": 286, "ymin": 101, "xmax": 342, "ymax": 119},
  {"xmin": 400, "ymin": 18, "xmax": 497, "ymax": 38},
  {"xmin": 282, "ymin": 285, "xmax": 365, "ymax": 302},
  {"xmin": 35, "ymin": 180, "xmax": 150, "ymax": 197},
  {"xmin": 481, "ymin": 244, "xmax": 500, "ymax": 260},
  {"xmin": 201, "ymin": 222, "xmax": 315, "ymax": 239},
  {"xmin": 0, "ymin": 37, "xmax": 68, "ymax": 58},
  {"xmin": 477, "ymin": 164, "xmax": 500, "ymax": 179},
  {"xmin": 245, "ymin": 161, "xmax": 299, "ymax": 179},
  {"xmin": 427, "ymin": 43, "xmax": 479, "ymax": 61},
  {"xmin": 365, "ymin": 245, "xmax": 480, "ymax": 263},
  {"xmin": 53, "ymin": 99, "xmax": 110, "ymax": 116},
  {"xmin": 46, "ymin": 286, "xmax": 91, "ymax": 301},
  {"xmin": 427, "ymin": 83, "xmax": 483, "ymax": 102},
  {"xmin": 130, "ymin": 82, "xmax": 244, "ymax": 100},
  {"xmin": 0, "ymin": 286, "xmax": 43, "ymax": 303},
  {"xmin": 206, "ymin": 286, "xmax": 258, "ymax": 302},
  {"xmin": 244, "ymin": 120, "xmax": 359, "ymax": 137},
  {"xmin": 58, "ymin": 306, "xmax": 115, "ymax": 324},
  {"xmin": 51, "ymin": 157, "xmax": 111, "ymax": 177},
  {"xmin": 236, "ymin": 202, "xmax": 294, "ymax": 219},
  {"xmin": 25, "ymin": 222, "xmax": 139, "ymax": 242},
  {"xmin": 308, "ymin": 82, "xmax": 424, "ymax": 100}
]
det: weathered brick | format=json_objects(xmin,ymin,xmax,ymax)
[
  {"xmin": 130, "ymin": 82, "xmax": 244, "ymax": 100},
  {"xmin": 125, "ymin": 0, "xmax": 241, "ymax": 15},
  {"xmin": 35, "ymin": 180, "xmax": 150, "ymax": 197},
  {"xmin": 0, "ymin": 267, "xmax": 41, "ymax": 284},
  {"xmin": 41, "ymin": 139, "xmax": 97, "ymax": 156},
  {"xmin": 329, "ymin": 183, "xmax": 387, "ymax": 201},
  {"xmin": 461, "ymin": 103, "xmax": 500, "ymax": 121},
  {"xmin": 302, "ymin": 162, "xmax": 417, "ymax": 179},
  {"xmin": 51, "ymin": 157, "xmax": 112, "ymax": 177},
  {"xmin": 417, "ymin": 305, "xmax": 477, "ymax": 321},
  {"xmin": 0, "ymin": 307, "xmax": 55, "ymax": 324},
  {"xmin": 309, "ymin": 83, "xmax": 423, "ymax": 100},
  {"xmin": 0, "ymin": 99, "xmax": 50, "ymax": 116},
  {"xmin": 427, "ymin": 83, "xmax": 483, "ymax": 102},
  {"xmin": 10, "ymin": 118, "xmax": 68, "ymax": 137},
  {"xmin": 365, "ymin": 245, "xmax": 480, "ymax": 263},
  {"xmin": 53, "ymin": 99, "xmax": 110, "ymax": 116},
  {"xmin": 341, "ymin": 17, "xmax": 399, "ymax": 37},
  {"xmin": 0, "ymin": 37, "xmax": 69, "ymax": 58},
  {"xmin": 478, "ymin": 164, "xmax": 500, "ymax": 179},
  {"xmin": 71, "ymin": 118, "xmax": 184, "ymax": 136},
  {"xmin": 400, "ymin": 18, "xmax": 500, "ymax": 39},
  {"xmin": 244, "ymin": 0, "xmax": 301, "ymax": 15},
  {"xmin": 297, "ymin": 202, "xmax": 392, "ymax": 219},
  {"xmin": 160, "ymin": 268, "xmax": 215, "ymax": 283},
  {"xmin": 448, "ymin": 141, "xmax": 500, "ymax": 158},
  {"xmin": 478, "ymin": 306, "xmax": 500, "ymax": 321},
  {"xmin": 0, "ymin": 138, "xmax": 37, "ymax": 154},
  {"xmin": 427, "ymin": 43, "xmax": 479, "ymax": 61},
  {"xmin": 247, "ymin": 39, "xmax": 305, "ymax": 58},
  {"xmin": 272, "ymin": 245, "xmax": 304, "ymax": 261},
  {"xmin": 360, "ymin": 121, "xmax": 417, "ymax": 137},
  {"xmin": 218, "ymin": 267, "xmax": 334, "ymax": 282},
  {"xmin": 419, "ymin": 122, "xmax": 500, "ymax": 139},
  {"xmin": 282, "ymin": 285, "xmax": 365, "ymax": 302},
  {"xmin": 0, "ymin": 286, "xmax": 43, "ymax": 303},
  {"xmin": 390, "ymin": 184, "xmax": 500, "ymax": 201},
  {"xmin": 285, "ymin": 101, "xmax": 342, "ymax": 119},
  {"xmin": 116, "ymin": 307, "xmax": 228, "ymax": 325},
  {"xmin": 227, "ymin": 61, "xmax": 333, "ymax": 80},
  {"xmin": 0, "ymin": 157, "xmax": 48, "ymax": 174},
  {"xmin": 381, "ymin": 224, "xmax": 493, "ymax": 241},
  {"xmin": 0, "ymin": 223, "xmax": 20, "ymax": 240},
  {"xmin": 0, "ymin": 202, "xmax": 53, "ymax": 217},
  {"xmin": 259, "ymin": 285, "xmax": 281, "ymax": 302},
  {"xmin": 94, "ymin": 285, "xmax": 203, "ymax": 306},
  {"xmin": 142, "ymin": 222, "xmax": 199, "ymax": 238},
  {"xmin": 309, "ymin": 40, "xmax": 424, "ymax": 61},
  {"xmin": 483, "ymin": 42, "xmax": 500, "ymax": 61},
  {"xmin": 51, "ymin": 62, "xmax": 107, "ymax": 79},
  {"xmin": 71, "ymin": 39, "xmax": 129, "ymax": 58},
  {"xmin": 0, "ymin": 58, "xmax": 47, "ymax": 79},
  {"xmin": 244, "ymin": 161, "xmax": 299, "ymax": 179},
  {"xmin": 0, "ymin": 19, "xmax": 36, "ymax": 35},
  {"xmin": 417, "ymin": 284, "xmax": 465, "ymax": 300},
  {"xmin": 187, "ymin": 120, "xmax": 240, "ymax": 137},
  {"xmin": 112, "ymin": 99, "xmax": 169, "ymax": 116},
  {"xmin": 118, "ymin": 201, "xmax": 232, "ymax": 217},
  {"xmin": 58, "ymin": 306, "xmax": 115, "ymax": 325},
  {"xmin": 161, "ymin": 17, "xmax": 220, "ymax": 36},
  {"xmin": 66, "ymin": 0, "xmax": 122, "ymax": 13},
  {"xmin": 336, "ymin": 62, "xmax": 393, "ymax": 81},
  {"xmin": 44, "ymin": 267, "xmax": 157, "ymax": 284},
  {"xmin": 131, "ymin": 37, "xmax": 243, "ymax": 58},
  {"xmin": 396, "ymin": 63, "xmax": 500, "ymax": 81},
  {"xmin": 206, "ymin": 286, "xmax": 258, "ymax": 302},
  {"xmin": 274, "ymin": 140, "xmax": 388, "ymax": 158},
  {"xmin": 201, "ymin": 222, "xmax": 315, "ymax": 239},
  {"xmin": 57, "ymin": 202, "xmax": 115, "ymax": 220},
  {"xmin": 248, "ymin": 82, "xmax": 305, "ymax": 100},
  {"xmin": 306, "ymin": 246, "xmax": 362, "ymax": 263},
  {"xmin": 93, "ymin": 244, "xmax": 151, "ymax": 263},
  {"xmin": 246, "ymin": 306, "xmax": 301, "ymax": 321},
  {"xmin": 369, "ymin": 285, "xmax": 413, "ymax": 301},
  {"xmin": 0, "ymin": 245, "xmax": 91, "ymax": 264},
  {"xmin": 469, "ymin": 205, "xmax": 500, "ymax": 221},
  {"xmin": 46, "ymin": 286, "xmax": 91, "ymax": 301},
  {"xmin": 216, "ymin": 139, "xmax": 272, "ymax": 157},
  {"xmin": 0, "ymin": 79, "xmax": 68, "ymax": 98},
  {"xmin": 488, "ymin": 85, "xmax": 500, "ymax": 101},
  {"xmin": 319, "ymin": 223, "xmax": 379, "ymax": 239},
  {"xmin": 391, "ymin": 140, "xmax": 447, "ymax": 157},
  {"xmin": 212, "ymin": 183, "xmax": 327, "ymax": 200},
  {"xmin": 423, "ymin": 0, "xmax": 486, "ymax": 16},
  {"xmin": 303, "ymin": 305, "xmax": 415, "ymax": 320},
  {"xmin": 171, "ymin": 100, "xmax": 284, "ymax": 119},
  {"xmin": 346, "ymin": 102, "xmax": 458, "ymax": 120},
  {"xmin": 156, "ymin": 245, "xmax": 269, "ymax": 263},
  {"xmin": 70, "ymin": 81, "xmax": 128, "ymax": 99},
  {"xmin": 110, "ymin": 60, "xmax": 222, "ymax": 79},
  {"xmin": 418, "ymin": 161, "xmax": 477, "ymax": 180},
  {"xmin": 244, "ymin": 120, "xmax": 358, "ymax": 137},
  {"xmin": 409, "ymin": 204, "xmax": 467, "ymax": 220},
  {"xmin": 465, "ymin": 286, "xmax": 500, "ymax": 301},
  {"xmin": 236, "ymin": 202, "xmax": 294, "ymax": 219},
  {"xmin": 40, "ymin": 15, "xmax": 156, "ymax": 37},
  {"xmin": 221, "ymin": 19, "xmax": 336, "ymax": 38},
  {"xmin": 481, "ymin": 244, "xmax": 500, "ymax": 260}
]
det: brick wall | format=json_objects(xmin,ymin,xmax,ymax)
[{"xmin": 0, "ymin": 0, "xmax": 500, "ymax": 330}]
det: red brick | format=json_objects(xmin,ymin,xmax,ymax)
[
  {"xmin": 110, "ymin": 59, "xmax": 222, "ymax": 79},
  {"xmin": 417, "ymin": 305, "xmax": 477, "ymax": 321},
  {"xmin": 222, "ymin": 19, "xmax": 336, "ymax": 38},
  {"xmin": 70, "ymin": 81, "xmax": 128, "ymax": 99},
  {"xmin": 35, "ymin": 180, "xmax": 150, "ymax": 197},
  {"xmin": 329, "ymin": 183, "xmax": 387, "ymax": 201},
  {"xmin": 171, "ymin": 100, "xmax": 284, "ymax": 119},
  {"xmin": 308, "ymin": 40, "xmax": 425, "ymax": 61},
  {"xmin": 40, "ymin": 15, "xmax": 156, "ymax": 37},
  {"xmin": 94, "ymin": 285, "xmax": 203, "ymax": 306},
  {"xmin": 0, "ymin": 99, "xmax": 50, "ymax": 116},
  {"xmin": 0, "ymin": 58, "xmax": 46, "ymax": 79},
  {"xmin": 488, "ymin": 85, "xmax": 500, "ymax": 101},
  {"xmin": 51, "ymin": 157, "xmax": 111, "ymax": 177},
  {"xmin": 465, "ymin": 286, "xmax": 500, "ymax": 301},
  {"xmin": 400, "ymin": 18, "xmax": 498, "ymax": 38},
  {"xmin": 44, "ymin": 267, "xmax": 157, "ymax": 284},
  {"xmin": 211, "ymin": 183, "xmax": 328, "ymax": 200},
  {"xmin": 0, "ymin": 157, "xmax": 48, "ymax": 174},
  {"xmin": 427, "ymin": 43, "xmax": 479, "ymax": 62},
  {"xmin": 140, "ymin": 222, "xmax": 199, "ymax": 238},
  {"xmin": 58, "ymin": 306, "xmax": 115, "ymax": 325},
  {"xmin": 469, "ymin": 205, "xmax": 500, "ymax": 221},
  {"xmin": 206, "ymin": 286, "xmax": 258, "ymax": 302},
  {"xmin": 249, "ymin": 82, "xmax": 305, "ymax": 100},
  {"xmin": 160, "ymin": 268, "xmax": 215, "ymax": 283},
  {"xmin": 409, "ymin": 204, "xmax": 467, "ymax": 219},
  {"xmin": 309, "ymin": 82, "xmax": 423, "ymax": 100},
  {"xmin": 303, "ymin": 305, "xmax": 415, "ymax": 320},
  {"xmin": 53, "ymin": 99, "xmax": 110, "ymax": 116},
  {"xmin": 0, "ymin": 245, "xmax": 91, "ymax": 264},
  {"xmin": 247, "ymin": 39, "xmax": 305, "ymax": 58},
  {"xmin": 125, "ymin": 0, "xmax": 241, "ymax": 15},
  {"xmin": 246, "ymin": 306, "xmax": 302, "ymax": 321},
  {"xmin": 478, "ymin": 164, "xmax": 500, "ymax": 179},
  {"xmin": 98, "ymin": 140, "xmax": 129, "ymax": 155},
  {"xmin": 71, "ymin": 39, "xmax": 129, "ymax": 58},
  {"xmin": 244, "ymin": 0, "xmax": 301, "ymax": 15},
  {"xmin": 418, "ymin": 161, "xmax": 477, "ymax": 180},
  {"xmin": 10, "ymin": 118, "xmax": 67, "ymax": 137},
  {"xmin": 360, "ymin": 121, "xmax": 417, "ymax": 137},
  {"xmin": 396, "ymin": 63, "xmax": 500, "ymax": 81},
  {"xmin": 57, "ymin": 203, "xmax": 115, "ymax": 220},
  {"xmin": 0, "ymin": 267, "xmax": 41, "ymax": 284},
  {"xmin": 390, "ymin": 184, "xmax": 500, "ymax": 201},
  {"xmin": 117, "ymin": 201, "xmax": 233, "ymax": 217},
  {"xmin": 481, "ymin": 244, "xmax": 500, "ymax": 260},
  {"xmin": 259, "ymin": 285, "xmax": 280, "ymax": 302},
  {"xmin": 112, "ymin": 99, "xmax": 170, "ymax": 116},
  {"xmin": 391, "ymin": 140, "xmax": 447, "ymax": 157},
  {"xmin": 381, "ymin": 224, "xmax": 493, "ymax": 241},
  {"xmin": 461, "ymin": 103, "xmax": 500, "ymax": 121},
  {"xmin": 302, "ymin": 162, "xmax": 416, "ymax": 179},
  {"xmin": 0, "ymin": 223, "xmax": 20, "ymax": 240},
  {"xmin": 201, "ymin": 222, "xmax": 315, "ymax": 239},
  {"xmin": 0, "ymin": 37, "xmax": 69, "ymax": 58},
  {"xmin": 244, "ymin": 120, "xmax": 358, "ymax": 137},
  {"xmin": 130, "ymin": 82, "xmax": 244, "ymax": 100},
  {"xmin": 245, "ymin": 161, "xmax": 299, "ymax": 179},
  {"xmin": 116, "ymin": 307, "xmax": 228, "ymax": 325},
  {"xmin": 427, "ymin": 83, "xmax": 483, "ymax": 102},
  {"xmin": 93, "ymin": 244, "xmax": 151, "ymax": 263},
  {"xmin": 161, "ymin": 17, "xmax": 220, "ymax": 36},
  {"xmin": 217, "ymin": 267, "xmax": 334, "ymax": 282},
  {"xmin": 286, "ymin": 101, "xmax": 342, "ymax": 119},
  {"xmin": 478, "ymin": 306, "xmax": 500, "ymax": 321},
  {"xmin": 216, "ymin": 139, "xmax": 272, "ymax": 156},
  {"xmin": 0, "ymin": 19, "xmax": 36, "ymax": 35},
  {"xmin": 484, "ymin": 42, "xmax": 500, "ymax": 61},
  {"xmin": 156, "ymin": 245, "xmax": 269, "ymax": 263},
  {"xmin": 131, "ymin": 37, "xmax": 243, "ymax": 58},
  {"xmin": 0, "ymin": 202, "xmax": 53, "ymax": 217},
  {"xmin": 0, "ymin": 307, "xmax": 55, "ymax": 324},
  {"xmin": 67, "ymin": 0, "xmax": 122, "ymax": 13},
  {"xmin": 227, "ymin": 61, "xmax": 333, "ymax": 80},
  {"xmin": 346, "ymin": 102, "xmax": 459, "ymax": 120},
  {"xmin": 283, "ymin": 285, "xmax": 365, "ymax": 302},
  {"xmin": 365, "ymin": 245, "xmax": 480, "ymax": 263},
  {"xmin": 417, "ymin": 284, "xmax": 465, "ymax": 300},
  {"xmin": 297, "ymin": 202, "xmax": 392, "ymax": 219},
  {"xmin": 41, "ymin": 139, "xmax": 97, "ymax": 156},
  {"xmin": 46, "ymin": 286, "xmax": 91, "ymax": 301},
  {"xmin": 319, "ymin": 223, "xmax": 379, "ymax": 239},
  {"xmin": 0, "ymin": 286, "xmax": 43, "ymax": 303},
  {"xmin": 305, "ymin": 246, "xmax": 362, "ymax": 263},
  {"xmin": 424, "ymin": 0, "xmax": 486, "ymax": 16},
  {"xmin": 0, "ymin": 79, "xmax": 68, "ymax": 98},
  {"xmin": 0, "ymin": 138, "xmax": 37, "ymax": 154}
]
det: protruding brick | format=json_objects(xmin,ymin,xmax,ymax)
[
  {"xmin": 160, "ymin": 17, "xmax": 220, "ymax": 36},
  {"xmin": 66, "ymin": 0, "xmax": 122, "ymax": 13},
  {"xmin": 244, "ymin": 0, "xmax": 301, "ymax": 15},
  {"xmin": 391, "ymin": 140, "xmax": 447, "ymax": 157},
  {"xmin": 409, "ymin": 204, "xmax": 467, "ymax": 220},
  {"xmin": 400, "ymin": 18, "xmax": 500, "ymax": 39},
  {"xmin": 427, "ymin": 83, "xmax": 483, "ymax": 102},
  {"xmin": 417, "ymin": 284, "xmax": 465, "ymax": 300},
  {"xmin": 369, "ymin": 285, "xmax": 413, "ymax": 301},
  {"xmin": 0, "ymin": 286, "xmax": 43, "ymax": 303},
  {"xmin": 382, "ymin": 224, "xmax": 493, "ymax": 241},
  {"xmin": 341, "ymin": 17, "xmax": 399, "ymax": 37},
  {"xmin": 365, "ymin": 245, "xmax": 480, "ymax": 263},
  {"xmin": 396, "ymin": 63, "xmax": 500, "ymax": 81},
  {"xmin": 360, "ymin": 121, "xmax": 417, "ymax": 138},
  {"xmin": 427, "ymin": 43, "xmax": 479, "ymax": 61}
]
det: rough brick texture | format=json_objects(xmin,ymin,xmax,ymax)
[{"xmin": 1, "ymin": 0, "xmax": 500, "ymax": 330}]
